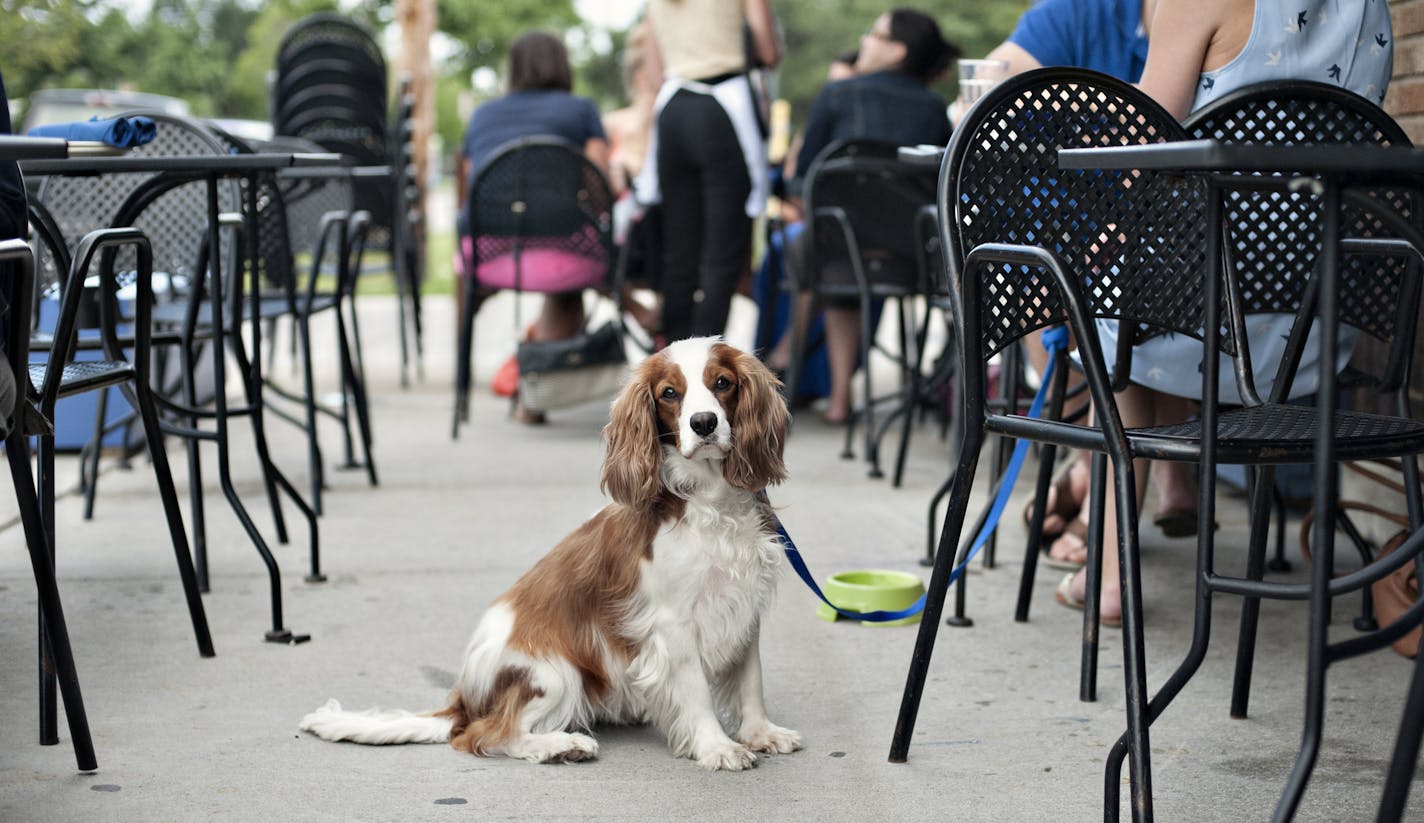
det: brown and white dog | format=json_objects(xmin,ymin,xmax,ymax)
[{"xmin": 299, "ymin": 337, "xmax": 802, "ymax": 770}]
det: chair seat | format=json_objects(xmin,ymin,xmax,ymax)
[
  {"xmin": 995, "ymin": 401, "xmax": 1424, "ymax": 465},
  {"xmin": 152, "ymin": 294, "xmax": 317, "ymax": 328},
  {"xmin": 31, "ymin": 360, "xmax": 136, "ymax": 397}
]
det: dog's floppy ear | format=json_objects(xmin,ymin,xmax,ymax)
[
  {"xmin": 723, "ymin": 347, "xmax": 789, "ymax": 491},
  {"xmin": 601, "ymin": 364, "xmax": 663, "ymax": 507}
]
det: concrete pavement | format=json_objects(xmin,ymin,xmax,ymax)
[{"xmin": 0, "ymin": 292, "xmax": 1419, "ymax": 822}]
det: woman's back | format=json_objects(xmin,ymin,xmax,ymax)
[
  {"xmin": 462, "ymin": 90, "xmax": 604, "ymax": 175},
  {"xmin": 1192, "ymin": 0, "xmax": 1392, "ymax": 111},
  {"xmin": 646, "ymin": 0, "xmax": 746, "ymax": 81}
]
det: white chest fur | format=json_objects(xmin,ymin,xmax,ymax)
[{"xmin": 633, "ymin": 486, "xmax": 782, "ymax": 678}]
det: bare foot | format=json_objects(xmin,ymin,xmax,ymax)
[
  {"xmin": 1065, "ymin": 568, "xmax": 1121, "ymax": 624},
  {"xmin": 1046, "ymin": 521, "xmax": 1089, "ymax": 566},
  {"xmin": 1025, "ymin": 459, "xmax": 1090, "ymax": 536}
]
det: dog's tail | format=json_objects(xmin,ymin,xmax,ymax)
[{"xmin": 298, "ymin": 698, "xmax": 455, "ymax": 745}]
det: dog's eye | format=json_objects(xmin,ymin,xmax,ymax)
[
  {"xmin": 713, "ymin": 376, "xmax": 732, "ymax": 392},
  {"xmin": 660, "ymin": 386, "xmax": 679, "ymax": 401}
]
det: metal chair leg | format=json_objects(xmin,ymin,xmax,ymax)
[
  {"xmin": 1230, "ymin": 466, "xmax": 1278, "ymax": 718},
  {"xmin": 1378, "ymin": 554, "xmax": 1424, "ymax": 822},
  {"xmin": 11, "ymin": 434, "xmax": 97, "ymax": 772},
  {"xmin": 1080, "ymin": 453, "xmax": 1108, "ymax": 704},
  {"xmin": 889, "ymin": 425, "xmax": 985, "ymax": 763}
]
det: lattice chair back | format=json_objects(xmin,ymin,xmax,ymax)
[
  {"xmin": 464, "ymin": 136, "xmax": 615, "ymax": 294},
  {"xmin": 276, "ymin": 13, "xmax": 387, "ymax": 82},
  {"xmin": 262, "ymin": 135, "xmax": 361, "ymax": 299},
  {"xmin": 205, "ymin": 124, "xmax": 301, "ymax": 306},
  {"xmin": 802, "ymin": 138, "xmax": 940, "ymax": 298},
  {"xmin": 941, "ymin": 68, "xmax": 1212, "ymax": 394},
  {"xmin": 1183, "ymin": 81, "xmax": 1421, "ymax": 394},
  {"xmin": 33, "ymin": 111, "xmax": 240, "ymax": 304}
]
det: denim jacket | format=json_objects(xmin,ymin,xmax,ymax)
[{"xmin": 792, "ymin": 70, "xmax": 952, "ymax": 190}]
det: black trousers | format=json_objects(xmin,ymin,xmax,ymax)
[{"xmin": 655, "ymin": 88, "xmax": 752, "ymax": 342}]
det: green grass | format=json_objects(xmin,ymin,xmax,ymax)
[{"xmin": 349, "ymin": 228, "xmax": 455, "ymax": 298}]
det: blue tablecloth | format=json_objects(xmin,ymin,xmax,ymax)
[{"xmin": 28, "ymin": 116, "xmax": 156, "ymax": 147}]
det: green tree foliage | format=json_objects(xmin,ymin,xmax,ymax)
[{"xmin": 437, "ymin": 0, "xmax": 579, "ymax": 76}]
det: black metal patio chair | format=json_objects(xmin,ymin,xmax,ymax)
[
  {"xmin": 24, "ymin": 222, "xmax": 216, "ymax": 749},
  {"xmin": 782, "ymin": 138, "xmax": 942, "ymax": 482},
  {"xmin": 1178, "ymin": 79, "xmax": 1424, "ymax": 724},
  {"xmin": 888, "ymin": 67, "xmax": 1424, "ymax": 820},
  {"xmin": 0, "ymin": 237, "xmax": 95, "ymax": 771},
  {"xmin": 451, "ymin": 136, "xmax": 619, "ymax": 437}
]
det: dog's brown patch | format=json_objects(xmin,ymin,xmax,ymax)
[
  {"xmin": 500, "ymin": 494, "xmax": 684, "ymax": 700},
  {"xmin": 438, "ymin": 668, "xmax": 544, "ymax": 755}
]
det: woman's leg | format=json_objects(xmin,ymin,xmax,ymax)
[
  {"xmin": 1057, "ymin": 382, "xmax": 1160, "ymax": 621},
  {"xmin": 532, "ymin": 292, "xmax": 586, "ymax": 342},
  {"xmin": 691, "ymin": 143, "xmax": 752, "ymax": 337},
  {"xmin": 822, "ymin": 304, "xmax": 861, "ymax": 423},
  {"xmin": 655, "ymin": 92, "xmax": 705, "ymax": 344},
  {"xmin": 654, "ymin": 89, "xmax": 751, "ymax": 342}
]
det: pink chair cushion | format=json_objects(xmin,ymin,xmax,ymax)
[{"xmin": 461, "ymin": 235, "xmax": 607, "ymax": 293}]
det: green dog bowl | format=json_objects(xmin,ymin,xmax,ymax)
[{"xmin": 816, "ymin": 569, "xmax": 925, "ymax": 627}]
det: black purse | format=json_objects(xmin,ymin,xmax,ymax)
[{"xmin": 515, "ymin": 321, "xmax": 628, "ymax": 413}]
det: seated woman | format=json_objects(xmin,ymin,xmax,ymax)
[
  {"xmin": 766, "ymin": 8, "xmax": 957, "ymax": 423},
  {"xmin": 456, "ymin": 31, "xmax": 610, "ymax": 423},
  {"xmin": 1050, "ymin": 0, "xmax": 1394, "ymax": 624}
]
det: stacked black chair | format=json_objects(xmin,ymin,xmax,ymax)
[
  {"xmin": 783, "ymin": 139, "xmax": 941, "ymax": 482},
  {"xmin": 890, "ymin": 67, "xmax": 1424, "ymax": 820},
  {"xmin": 272, "ymin": 13, "xmax": 424, "ymax": 386},
  {"xmin": 451, "ymin": 136, "xmax": 618, "ymax": 437}
]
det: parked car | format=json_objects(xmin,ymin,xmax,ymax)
[
  {"xmin": 19, "ymin": 88, "xmax": 190, "ymax": 132},
  {"xmin": 208, "ymin": 117, "xmax": 274, "ymax": 143}
]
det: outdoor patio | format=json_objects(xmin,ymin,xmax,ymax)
[{"xmin": 0, "ymin": 292, "xmax": 1418, "ymax": 821}]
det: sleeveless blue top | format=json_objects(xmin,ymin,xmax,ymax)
[{"xmin": 1193, "ymin": 0, "xmax": 1393, "ymax": 109}]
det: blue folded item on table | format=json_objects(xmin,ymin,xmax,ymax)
[{"xmin": 27, "ymin": 116, "xmax": 157, "ymax": 148}]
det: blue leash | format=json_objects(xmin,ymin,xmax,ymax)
[{"xmin": 776, "ymin": 326, "xmax": 1070, "ymax": 622}]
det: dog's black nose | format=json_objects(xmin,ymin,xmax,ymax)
[{"xmin": 690, "ymin": 412, "xmax": 718, "ymax": 438}]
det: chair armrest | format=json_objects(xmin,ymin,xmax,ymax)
[{"xmin": 38, "ymin": 228, "xmax": 154, "ymax": 412}]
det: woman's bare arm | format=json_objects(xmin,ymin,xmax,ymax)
[{"xmin": 745, "ymin": 0, "xmax": 781, "ymax": 68}]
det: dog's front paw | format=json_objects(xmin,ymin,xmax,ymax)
[
  {"xmin": 694, "ymin": 738, "xmax": 758, "ymax": 771},
  {"xmin": 737, "ymin": 722, "xmax": 803, "ymax": 754}
]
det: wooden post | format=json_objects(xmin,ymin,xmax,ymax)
[{"xmin": 394, "ymin": 0, "xmax": 435, "ymax": 221}]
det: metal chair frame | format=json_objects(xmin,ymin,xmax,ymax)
[
  {"xmin": 451, "ymin": 136, "xmax": 619, "ymax": 438},
  {"xmin": 0, "ymin": 237, "xmax": 96, "ymax": 771},
  {"xmin": 784, "ymin": 138, "xmax": 941, "ymax": 481},
  {"xmin": 889, "ymin": 68, "xmax": 1424, "ymax": 821}
]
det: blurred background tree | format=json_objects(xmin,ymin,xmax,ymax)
[{"xmin": 5, "ymin": 0, "xmax": 1025, "ymax": 157}]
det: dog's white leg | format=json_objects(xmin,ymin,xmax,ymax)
[
  {"xmin": 637, "ymin": 632, "xmax": 757, "ymax": 771},
  {"xmin": 475, "ymin": 656, "xmax": 600, "ymax": 764},
  {"xmin": 496, "ymin": 731, "xmax": 599, "ymax": 763},
  {"xmin": 723, "ymin": 632, "xmax": 803, "ymax": 755}
]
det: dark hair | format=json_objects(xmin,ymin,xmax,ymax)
[
  {"xmin": 888, "ymin": 8, "xmax": 960, "ymax": 84},
  {"xmin": 507, "ymin": 31, "xmax": 573, "ymax": 92}
]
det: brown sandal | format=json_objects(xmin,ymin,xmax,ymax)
[
  {"xmin": 1023, "ymin": 464, "xmax": 1084, "ymax": 543},
  {"xmin": 1042, "ymin": 519, "xmax": 1089, "ymax": 570}
]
